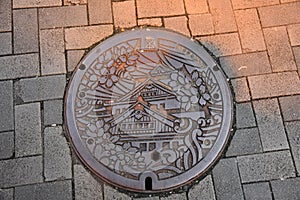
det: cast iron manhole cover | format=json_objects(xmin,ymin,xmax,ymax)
[{"xmin": 65, "ymin": 28, "xmax": 233, "ymax": 193}]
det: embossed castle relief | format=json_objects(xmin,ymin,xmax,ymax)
[{"xmin": 65, "ymin": 29, "xmax": 233, "ymax": 193}]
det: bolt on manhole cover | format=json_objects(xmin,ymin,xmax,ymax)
[{"xmin": 65, "ymin": 28, "xmax": 233, "ymax": 193}]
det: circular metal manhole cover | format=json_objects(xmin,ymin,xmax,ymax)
[{"xmin": 65, "ymin": 28, "xmax": 233, "ymax": 193}]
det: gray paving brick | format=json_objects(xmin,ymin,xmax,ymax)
[
  {"xmin": 44, "ymin": 100, "xmax": 63, "ymax": 125},
  {"xmin": 236, "ymin": 102, "xmax": 256, "ymax": 129},
  {"xmin": 263, "ymin": 26, "xmax": 297, "ymax": 72},
  {"xmin": 231, "ymin": 77, "xmax": 251, "ymax": 102},
  {"xmin": 219, "ymin": 52, "xmax": 271, "ymax": 78},
  {"xmin": 0, "ymin": 32, "xmax": 12, "ymax": 55},
  {"xmin": 39, "ymin": 5, "xmax": 88, "ymax": 29},
  {"xmin": 15, "ymin": 102, "xmax": 42, "ymax": 157},
  {"xmin": 44, "ymin": 126, "xmax": 72, "ymax": 181},
  {"xmin": 13, "ymin": 9, "xmax": 39, "ymax": 53},
  {"xmin": 243, "ymin": 182, "xmax": 272, "ymax": 200},
  {"xmin": 74, "ymin": 164, "xmax": 103, "ymax": 200},
  {"xmin": 0, "ymin": 54, "xmax": 39, "ymax": 80},
  {"xmin": 0, "ymin": 81, "xmax": 14, "ymax": 132},
  {"xmin": 0, "ymin": 188, "xmax": 13, "ymax": 200},
  {"xmin": 237, "ymin": 151, "xmax": 295, "ymax": 183},
  {"xmin": 212, "ymin": 158, "xmax": 243, "ymax": 200},
  {"xmin": 88, "ymin": 0, "xmax": 112, "ymax": 24},
  {"xmin": 104, "ymin": 184, "xmax": 131, "ymax": 200},
  {"xmin": 285, "ymin": 121, "xmax": 300, "ymax": 175},
  {"xmin": 161, "ymin": 193, "xmax": 187, "ymax": 200},
  {"xmin": 253, "ymin": 99, "xmax": 289, "ymax": 151},
  {"xmin": 188, "ymin": 175, "xmax": 216, "ymax": 200},
  {"xmin": 0, "ymin": 156, "xmax": 43, "ymax": 187},
  {"xmin": 15, "ymin": 180, "xmax": 72, "ymax": 200},
  {"xmin": 0, "ymin": 131, "xmax": 14, "ymax": 159},
  {"xmin": 15, "ymin": 75, "xmax": 66, "ymax": 102},
  {"xmin": 279, "ymin": 95, "xmax": 300, "ymax": 121},
  {"xmin": 271, "ymin": 177, "xmax": 300, "ymax": 200},
  {"xmin": 133, "ymin": 196, "xmax": 159, "ymax": 200},
  {"xmin": 13, "ymin": 0, "xmax": 61, "ymax": 8},
  {"xmin": 0, "ymin": 0, "xmax": 11, "ymax": 32},
  {"xmin": 40, "ymin": 29, "xmax": 66, "ymax": 75},
  {"xmin": 226, "ymin": 128, "xmax": 262, "ymax": 157},
  {"xmin": 248, "ymin": 72, "xmax": 300, "ymax": 99},
  {"xmin": 66, "ymin": 50, "xmax": 85, "ymax": 72}
]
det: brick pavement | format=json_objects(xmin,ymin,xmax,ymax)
[{"xmin": 0, "ymin": 0, "xmax": 299, "ymax": 199}]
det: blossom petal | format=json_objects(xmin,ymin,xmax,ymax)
[
  {"xmin": 99, "ymin": 76, "xmax": 106, "ymax": 84},
  {"xmin": 106, "ymin": 79, "xmax": 113, "ymax": 88},
  {"xmin": 111, "ymin": 75, "xmax": 118, "ymax": 82}
]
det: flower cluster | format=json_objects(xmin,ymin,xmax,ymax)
[
  {"xmin": 97, "ymin": 51, "xmax": 139, "ymax": 88},
  {"xmin": 169, "ymin": 71, "xmax": 199, "ymax": 111}
]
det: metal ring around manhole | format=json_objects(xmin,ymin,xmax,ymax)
[{"xmin": 64, "ymin": 28, "xmax": 233, "ymax": 193}]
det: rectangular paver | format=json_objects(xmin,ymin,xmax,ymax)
[
  {"xmin": 279, "ymin": 95, "xmax": 300, "ymax": 121},
  {"xmin": 104, "ymin": 184, "xmax": 131, "ymax": 200},
  {"xmin": 230, "ymin": 78, "xmax": 251, "ymax": 102},
  {"xmin": 213, "ymin": 158, "xmax": 243, "ymax": 200},
  {"xmin": 44, "ymin": 100, "xmax": 63, "ymax": 125},
  {"xmin": 164, "ymin": 16, "xmax": 190, "ymax": 36},
  {"xmin": 88, "ymin": 0, "xmax": 112, "ymax": 24},
  {"xmin": 236, "ymin": 102, "xmax": 256, "ymax": 129},
  {"xmin": 136, "ymin": 0, "xmax": 185, "ymax": 18},
  {"xmin": 243, "ymin": 182, "xmax": 272, "ymax": 200},
  {"xmin": 15, "ymin": 103, "xmax": 42, "ymax": 157},
  {"xmin": 161, "ymin": 193, "xmax": 187, "ymax": 200},
  {"xmin": 285, "ymin": 121, "xmax": 300, "ymax": 175},
  {"xmin": 226, "ymin": 128, "xmax": 262, "ymax": 157},
  {"xmin": 65, "ymin": 25, "xmax": 113, "ymax": 49},
  {"xmin": 13, "ymin": 9, "xmax": 39, "ymax": 53},
  {"xmin": 231, "ymin": 0, "xmax": 279, "ymax": 9},
  {"xmin": 74, "ymin": 164, "xmax": 103, "ymax": 200},
  {"xmin": 238, "ymin": 151, "xmax": 295, "ymax": 183},
  {"xmin": 13, "ymin": 0, "xmax": 61, "ymax": 8},
  {"xmin": 220, "ymin": 51, "xmax": 271, "ymax": 78},
  {"xmin": 0, "ymin": 131, "xmax": 14, "ymax": 159},
  {"xmin": 189, "ymin": 14, "xmax": 214, "ymax": 36},
  {"xmin": 113, "ymin": 0, "xmax": 136, "ymax": 28},
  {"xmin": 287, "ymin": 24, "xmax": 300, "ymax": 46},
  {"xmin": 66, "ymin": 50, "xmax": 85, "ymax": 72},
  {"xmin": 0, "ymin": 32, "xmax": 12, "ymax": 55},
  {"xmin": 0, "ymin": 54, "xmax": 39, "ymax": 80},
  {"xmin": 271, "ymin": 178, "xmax": 300, "ymax": 200},
  {"xmin": 40, "ymin": 29, "xmax": 66, "ymax": 75},
  {"xmin": 39, "ymin": 5, "xmax": 88, "ymax": 29},
  {"xmin": 188, "ymin": 175, "xmax": 216, "ymax": 200},
  {"xmin": 263, "ymin": 26, "xmax": 296, "ymax": 72},
  {"xmin": 185, "ymin": 0, "xmax": 208, "ymax": 14},
  {"xmin": 44, "ymin": 126, "xmax": 72, "ymax": 181},
  {"xmin": 0, "ymin": 156, "xmax": 43, "ymax": 187},
  {"xmin": 15, "ymin": 180, "xmax": 72, "ymax": 200},
  {"xmin": 0, "ymin": 0, "xmax": 12, "ymax": 32},
  {"xmin": 0, "ymin": 81, "xmax": 14, "ymax": 132},
  {"xmin": 293, "ymin": 46, "xmax": 300, "ymax": 72},
  {"xmin": 259, "ymin": 2, "xmax": 300, "ymax": 27},
  {"xmin": 0, "ymin": 188, "xmax": 13, "ymax": 200},
  {"xmin": 138, "ymin": 18, "xmax": 162, "ymax": 27},
  {"xmin": 253, "ymin": 98, "xmax": 289, "ymax": 151},
  {"xmin": 198, "ymin": 33, "xmax": 242, "ymax": 57},
  {"xmin": 15, "ymin": 75, "xmax": 66, "ymax": 102},
  {"xmin": 209, "ymin": 0, "xmax": 237, "ymax": 33},
  {"xmin": 235, "ymin": 9, "xmax": 265, "ymax": 52},
  {"xmin": 248, "ymin": 72, "xmax": 300, "ymax": 99}
]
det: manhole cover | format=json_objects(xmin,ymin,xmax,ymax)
[{"xmin": 65, "ymin": 28, "xmax": 233, "ymax": 193}]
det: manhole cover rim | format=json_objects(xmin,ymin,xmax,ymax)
[{"xmin": 64, "ymin": 28, "xmax": 233, "ymax": 193}]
